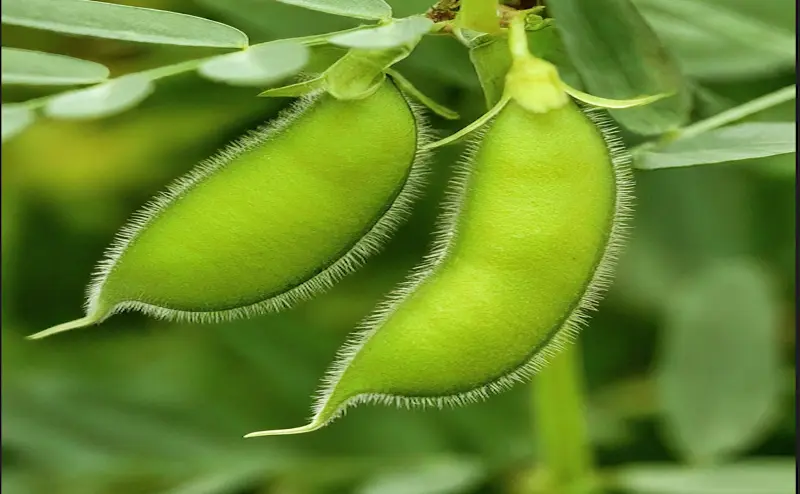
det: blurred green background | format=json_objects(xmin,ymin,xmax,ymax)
[{"xmin": 1, "ymin": 1, "xmax": 796, "ymax": 493}]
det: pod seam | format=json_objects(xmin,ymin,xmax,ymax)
[
  {"xmin": 307, "ymin": 104, "xmax": 634, "ymax": 427},
  {"xmin": 85, "ymin": 84, "xmax": 434, "ymax": 324}
]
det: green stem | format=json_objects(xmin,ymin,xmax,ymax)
[
  {"xmin": 17, "ymin": 56, "xmax": 213, "ymax": 112},
  {"xmin": 630, "ymin": 84, "xmax": 797, "ymax": 157},
  {"xmin": 138, "ymin": 58, "xmax": 208, "ymax": 80},
  {"xmin": 532, "ymin": 342, "xmax": 595, "ymax": 494},
  {"xmin": 292, "ymin": 25, "xmax": 375, "ymax": 46},
  {"xmin": 457, "ymin": 0, "xmax": 501, "ymax": 33},
  {"xmin": 676, "ymin": 84, "xmax": 796, "ymax": 139},
  {"xmin": 508, "ymin": 12, "xmax": 530, "ymax": 60}
]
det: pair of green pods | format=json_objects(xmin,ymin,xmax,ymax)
[
  {"xmin": 36, "ymin": 77, "xmax": 429, "ymax": 331},
  {"xmin": 32, "ymin": 42, "xmax": 633, "ymax": 436}
]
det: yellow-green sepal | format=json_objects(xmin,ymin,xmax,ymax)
[
  {"xmin": 258, "ymin": 45, "xmax": 413, "ymax": 101},
  {"xmin": 502, "ymin": 11, "xmax": 669, "ymax": 114},
  {"xmin": 258, "ymin": 76, "xmax": 325, "ymax": 98},
  {"xmin": 422, "ymin": 95, "xmax": 509, "ymax": 150},
  {"xmin": 501, "ymin": 12, "xmax": 568, "ymax": 115},
  {"xmin": 504, "ymin": 54, "xmax": 568, "ymax": 114},
  {"xmin": 386, "ymin": 69, "xmax": 460, "ymax": 120},
  {"xmin": 562, "ymin": 82, "xmax": 672, "ymax": 109}
]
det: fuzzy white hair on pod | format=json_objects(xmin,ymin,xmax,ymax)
[
  {"xmin": 282, "ymin": 103, "xmax": 635, "ymax": 434},
  {"xmin": 29, "ymin": 79, "xmax": 433, "ymax": 340}
]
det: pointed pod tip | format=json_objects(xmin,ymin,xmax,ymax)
[
  {"xmin": 26, "ymin": 314, "xmax": 101, "ymax": 341},
  {"xmin": 243, "ymin": 421, "xmax": 324, "ymax": 438}
]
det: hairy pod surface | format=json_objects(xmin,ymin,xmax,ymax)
[
  {"xmin": 32, "ymin": 78, "xmax": 430, "ymax": 339},
  {"xmin": 249, "ymin": 98, "xmax": 633, "ymax": 436}
]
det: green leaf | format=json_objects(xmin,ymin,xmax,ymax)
[
  {"xmin": 1, "ymin": 0, "xmax": 248, "ymax": 48},
  {"xmin": 610, "ymin": 235, "xmax": 682, "ymax": 314},
  {"xmin": 1, "ymin": 104, "xmax": 35, "ymax": 141},
  {"xmin": 633, "ymin": 0, "xmax": 796, "ymax": 80},
  {"xmin": 43, "ymin": 75, "xmax": 155, "ymax": 120},
  {"xmin": 356, "ymin": 458, "xmax": 486, "ymax": 494},
  {"xmin": 161, "ymin": 461, "xmax": 285, "ymax": 494},
  {"xmin": 1, "ymin": 47, "xmax": 109, "ymax": 85},
  {"xmin": 615, "ymin": 460, "xmax": 796, "ymax": 494},
  {"xmin": 546, "ymin": 0, "xmax": 691, "ymax": 135},
  {"xmin": 195, "ymin": 0, "xmax": 476, "ymax": 88},
  {"xmin": 195, "ymin": 0, "xmax": 358, "ymax": 41},
  {"xmin": 198, "ymin": 41, "xmax": 310, "ymax": 87},
  {"xmin": 637, "ymin": 123, "xmax": 797, "ymax": 170},
  {"xmin": 657, "ymin": 260, "xmax": 783, "ymax": 463},
  {"xmin": 328, "ymin": 16, "xmax": 432, "ymax": 49},
  {"xmin": 275, "ymin": 0, "xmax": 392, "ymax": 20},
  {"xmin": 469, "ymin": 37, "xmax": 511, "ymax": 109}
]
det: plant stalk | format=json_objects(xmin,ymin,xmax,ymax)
[
  {"xmin": 677, "ymin": 84, "xmax": 796, "ymax": 139},
  {"xmin": 532, "ymin": 342, "xmax": 596, "ymax": 494},
  {"xmin": 457, "ymin": 0, "xmax": 501, "ymax": 33},
  {"xmin": 15, "ymin": 25, "xmax": 386, "ymax": 113}
]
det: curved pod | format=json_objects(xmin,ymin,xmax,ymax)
[
  {"xmin": 251, "ymin": 99, "xmax": 632, "ymax": 436},
  {"xmin": 32, "ymin": 78, "xmax": 430, "ymax": 339}
]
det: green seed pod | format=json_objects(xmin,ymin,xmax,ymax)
[
  {"xmin": 246, "ymin": 92, "xmax": 633, "ymax": 438},
  {"xmin": 31, "ymin": 78, "xmax": 431, "ymax": 339}
]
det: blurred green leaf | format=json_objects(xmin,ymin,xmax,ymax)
[
  {"xmin": 614, "ymin": 459, "xmax": 796, "ymax": 494},
  {"xmin": 637, "ymin": 123, "xmax": 797, "ymax": 170},
  {"xmin": 328, "ymin": 16, "xmax": 432, "ymax": 49},
  {"xmin": 198, "ymin": 41, "xmax": 309, "ymax": 87},
  {"xmin": 1, "ymin": 0, "xmax": 248, "ymax": 48},
  {"xmin": 690, "ymin": 85, "xmax": 738, "ymax": 118},
  {"xmin": 275, "ymin": 0, "xmax": 392, "ymax": 20},
  {"xmin": 634, "ymin": 165, "xmax": 758, "ymax": 274},
  {"xmin": 1, "ymin": 471, "xmax": 32, "ymax": 494},
  {"xmin": 161, "ymin": 461, "xmax": 282, "ymax": 494},
  {"xmin": 356, "ymin": 457, "xmax": 486, "ymax": 494},
  {"xmin": 633, "ymin": 0, "xmax": 796, "ymax": 80},
  {"xmin": 394, "ymin": 34, "xmax": 477, "ymax": 87},
  {"xmin": 195, "ymin": 0, "xmax": 357, "ymax": 41},
  {"xmin": 1, "ymin": 104, "xmax": 35, "ymax": 141},
  {"xmin": 585, "ymin": 405, "xmax": 636, "ymax": 447},
  {"xmin": 698, "ymin": 0, "xmax": 796, "ymax": 32},
  {"xmin": 609, "ymin": 233, "xmax": 681, "ymax": 314},
  {"xmin": 43, "ymin": 75, "xmax": 155, "ymax": 120},
  {"xmin": 657, "ymin": 260, "xmax": 782, "ymax": 463},
  {"xmin": 1, "ymin": 47, "xmax": 109, "ymax": 85},
  {"xmin": 746, "ymin": 153, "xmax": 797, "ymax": 181},
  {"xmin": 546, "ymin": 0, "xmax": 691, "ymax": 135},
  {"xmin": 468, "ymin": 37, "xmax": 509, "ymax": 109}
]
